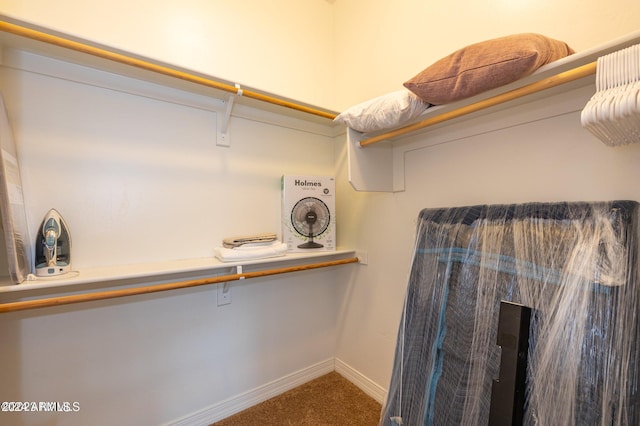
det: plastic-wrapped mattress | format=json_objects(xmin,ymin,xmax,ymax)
[{"xmin": 381, "ymin": 201, "xmax": 640, "ymax": 426}]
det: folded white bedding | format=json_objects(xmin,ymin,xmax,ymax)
[{"xmin": 214, "ymin": 241, "xmax": 288, "ymax": 262}]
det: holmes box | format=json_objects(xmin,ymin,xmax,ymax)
[{"xmin": 281, "ymin": 175, "xmax": 335, "ymax": 252}]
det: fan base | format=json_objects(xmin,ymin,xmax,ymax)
[{"xmin": 297, "ymin": 241, "xmax": 324, "ymax": 249}]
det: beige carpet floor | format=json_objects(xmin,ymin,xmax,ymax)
[{"xmin": 211, "ymin": 372, "xmax": 382, "ymax": 426}]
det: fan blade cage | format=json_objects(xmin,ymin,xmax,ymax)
[{"xmin": 291, "ymin": 197, "xmax": 331, "ymax": 237}]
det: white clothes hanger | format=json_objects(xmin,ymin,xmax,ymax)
[{"xmin": 581, "ymin": 44, "xmax": 640, "ymax": 146}]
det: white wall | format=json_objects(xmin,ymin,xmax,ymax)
[
  {"xmin": 0, "ymin": 0, "xmax": 336, "ymax": 110},
  {"xmin": 0, "ymin": 50, "xmax": 342, "ymax": 424},
  {"xmin": 1, "ymin": 50, "xmax": 338, "ymax": 268},
  {"xmin": 0, "ymin": 271, "xmax": 341, "ymax": 424}
]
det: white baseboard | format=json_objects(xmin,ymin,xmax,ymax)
[
  {"xmin": 168, "ymin": 358, "xmax": 335, "ymax": 426},
  {"xmin": 167, "ymin": 357, "xmax": 387, "ymax": 425},
  {"xmin": 334, "ymin": 358, "xmax": 387, "ymax": 404}
]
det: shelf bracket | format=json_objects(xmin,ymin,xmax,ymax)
[
  {"xmin": 216, "ymin": 83, "xmax": 243, "ymax": 147},
  {"xmin": 347, "ymin": 128, "xmax": 399, "ymax": 192}
]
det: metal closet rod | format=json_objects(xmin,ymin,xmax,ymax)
[
  {"xmin": 0, "ymin": 257, "xmax": 359, "ymax": 314},
  {"xmin": 0, "ymin": 20, "xmax": 337, "ymax": 120},
  {"xmin": 359, "ymin": 61, "xmax": 598, "ymax": 147}
]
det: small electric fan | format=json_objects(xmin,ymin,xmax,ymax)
[{"xmin": 291, "ymin": 197, "xmax": 331, "ymax": 249}]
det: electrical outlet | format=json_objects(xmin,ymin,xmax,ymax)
[{"xmin": 217, "ymin": 282, "xmax": 232, "ymax": 306}]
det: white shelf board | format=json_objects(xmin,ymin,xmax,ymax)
[{"xmin": 0, "ymin": 249, "xmax": 357, "ymax": 297}]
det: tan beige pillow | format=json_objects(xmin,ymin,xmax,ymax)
[{"xmin": 403, "ymin": 33, "xmax": 574, "ymax": 105}]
